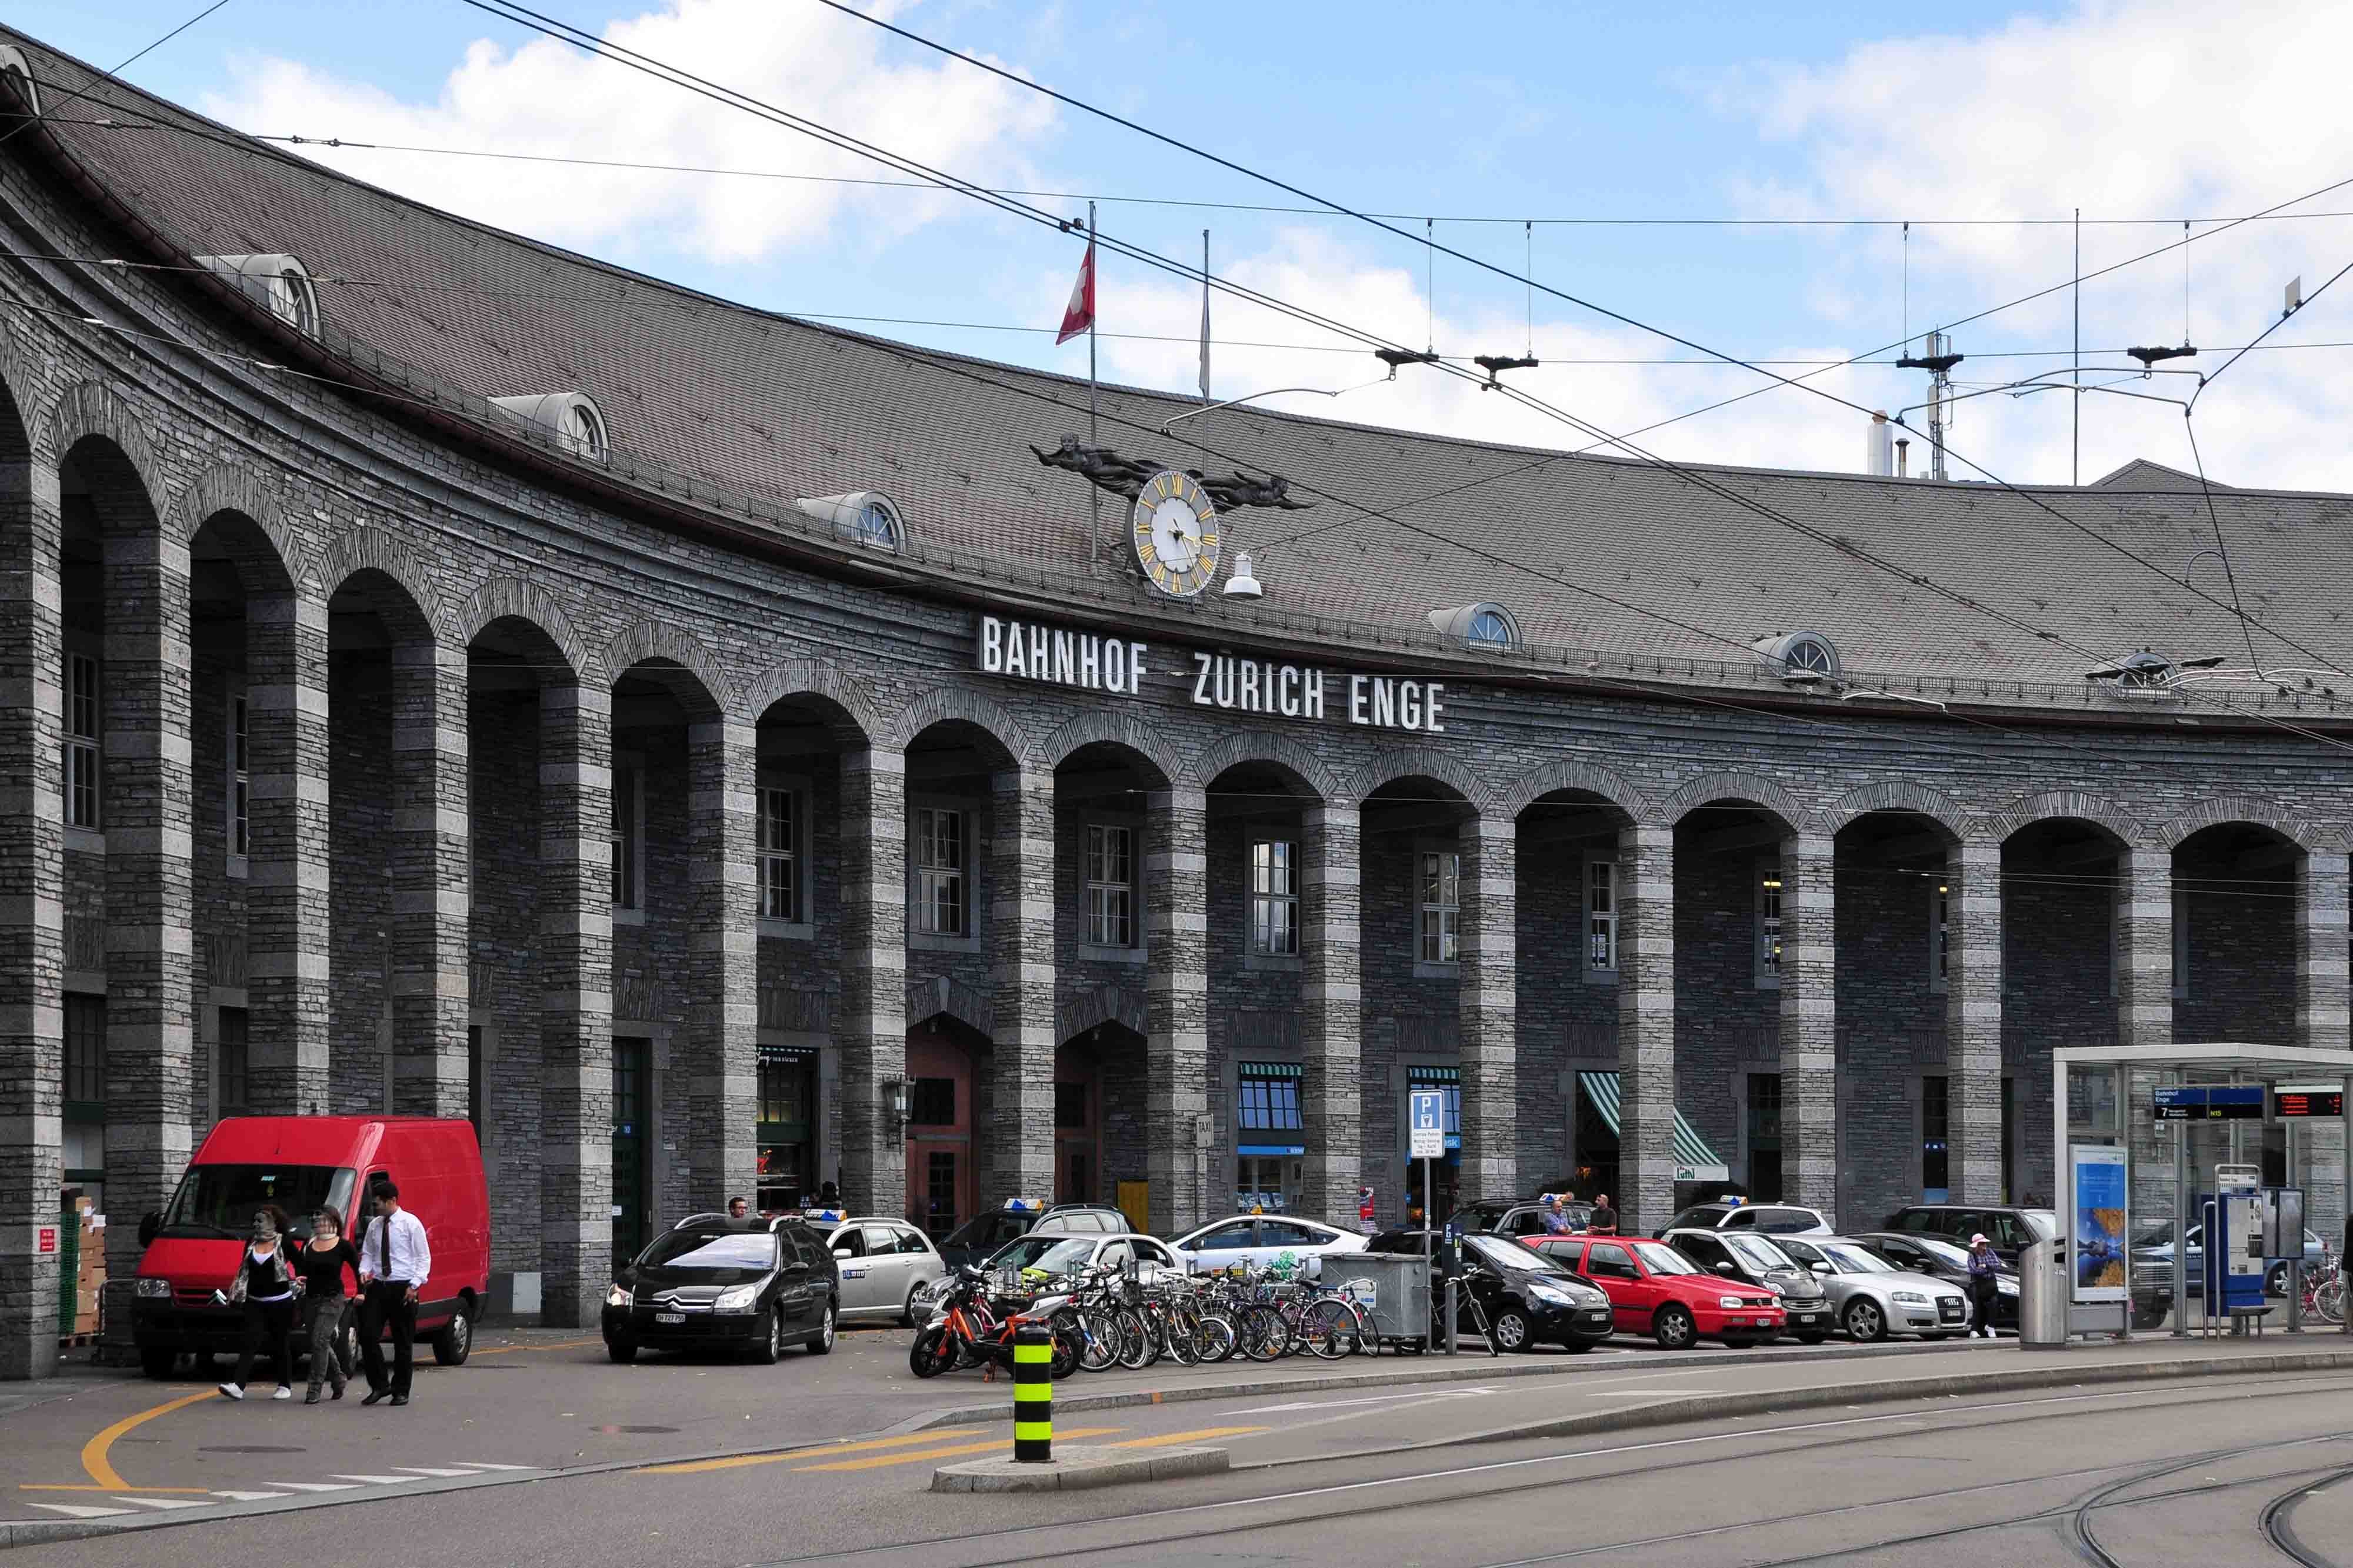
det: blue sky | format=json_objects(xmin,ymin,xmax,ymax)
[{"xmin": 17, "ymin": 0, "xmax": 2353, "ymax": 488}]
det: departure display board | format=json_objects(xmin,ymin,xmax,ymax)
[
  {"xmin": 2151, "ymin": 1085, "xmax": 2266, "ymax": 1121},
  {"xmin": 2275, "ymin": 1089, "xmax": 2345, "ymax": 1119}
]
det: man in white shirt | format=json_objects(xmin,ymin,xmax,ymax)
[{"xmin": 356, "ymin": 1178, "xmax": 432, "ymax": 1406}]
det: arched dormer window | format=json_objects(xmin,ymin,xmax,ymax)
[
  {"xmin": 489, "ymin": 392, "xmax": 611, "ymax": 463},
  {"xmin": 192, "ymin": 253, "xmax": 322, "ymax": 339},
  {"xmin": 0, "ymin": 46, "xmax": 41, "ymax": 118},
  {"xmin": 792, "ymin": 491, "xmax": 906, "ymax": 553},
  {"xmin": 1427, "ymin": 602, "xmax": 1522, "ymax": 653}
]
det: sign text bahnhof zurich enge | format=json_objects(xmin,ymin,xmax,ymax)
[{"xmin": 978, "ymin": 613, "xmax": 1452, "ymax": 734}]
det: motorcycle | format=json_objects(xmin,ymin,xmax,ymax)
[{"xmin": 908, "ymin": 1265, "xmax": 1081, "ymax": 1379}]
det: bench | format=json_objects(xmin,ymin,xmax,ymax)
[{"xmin": 2227, "ymin": 1303, "xmax": 2275, "ymax": 1336}]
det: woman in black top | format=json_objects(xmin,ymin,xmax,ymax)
[
  {"xmin": 219, "ymin": 1205, "xmax": 299, "ymax": 1401},
  {"xmin": 296, "ymin": 1205, "xmax": 360, "ymax": 1404}
]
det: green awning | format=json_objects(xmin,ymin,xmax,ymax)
[
  {"xmin": 1577, "ymin": 1071, "xmax": 1729, "ymax": 1180},
  {"xmin": 1237, "ymin": 1061, "xmax": 1303, "ymax": 1078}
]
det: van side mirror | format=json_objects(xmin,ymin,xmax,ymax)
[{"xmin": 138, "ymin": 1211, "xmax": 161, "ymax": 1247}]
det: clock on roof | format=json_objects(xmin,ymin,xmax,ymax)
[{"xmin": 1131, "ymin": 468, "xmax": 1221, "ymax": 598}]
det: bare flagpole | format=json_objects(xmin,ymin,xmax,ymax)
[{"xmin": 1088, "ymin": 199, "xmax": 1100, "ymax": 562}]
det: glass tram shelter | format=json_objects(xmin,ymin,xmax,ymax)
[{"xmin": 2044, "ymin": 1043, "xmax": 2353, "ymax": 1344}]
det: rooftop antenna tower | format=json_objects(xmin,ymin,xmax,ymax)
[{"xmin": 1897, "ymin": 330, "xmax": 1962, "ymax": 481}]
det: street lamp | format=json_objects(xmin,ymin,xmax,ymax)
[
  {"xmin": 1161, "ymin": 385, "xmax": 1338, "ymax": 432},
  {"xmin": 884, "ymin": 1077, "xmax": 911, "ymax": 1130}
]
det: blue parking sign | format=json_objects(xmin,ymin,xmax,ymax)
[{"xmin": 1409, "ymin": 1089, "xmax": 1447, "ymax": 1157}]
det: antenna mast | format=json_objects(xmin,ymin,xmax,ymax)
[{"xmin": 1898, "ymin": 330, "xmax": 1963, "ymax": 481}]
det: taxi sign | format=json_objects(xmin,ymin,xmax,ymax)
[
  {"xmin": 800, "ymin": 1207, "xmax": 845, "ymax": 1225},
  {"xmin": 1004, "ymin": 1197, "xmax": 1044, "ymax": 1213}
]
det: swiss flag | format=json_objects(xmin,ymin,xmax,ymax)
[{"xmin": 1055, "ymin": 238, "xmax": 1096, "ymax": 345}]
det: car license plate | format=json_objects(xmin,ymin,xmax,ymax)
[{"xmin": 655, "ymin": 1311, "xmax": 685, "ymax": 1325}]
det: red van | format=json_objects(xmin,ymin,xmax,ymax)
[{"xmin": 130, "ymin": 1117, "xmax": 490, "ymax": 1379}]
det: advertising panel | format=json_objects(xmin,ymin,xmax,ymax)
[{"xmin": 2071, "ymin": 1145, "xmax": 2129, "ymax": 1303}]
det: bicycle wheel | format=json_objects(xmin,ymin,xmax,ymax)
[
  {"xmin": 1161, "ymin": 1301, "xmax": 1202, "ymax": 1367},
  {"xmin": 1195, "ymin": 1312, "xmax": 1238, "ymax": 1363},
  {"xmin": 1115, "ymin": 1306, "xmax": 1156, "ymax": 1370},
  {"xmin": 1303, "ymin": 1297, "xmax": 1358, "ymax": 1360},
  {"xmin": 2318, "ymin": 1278, "xmax": 2345, "ymax": 1323},
  {"xmin": 1075, "ymin": 1303, "xmax": 1121, "ymax": 1372},
  {"xmin": 1238, "ymin": 1303, "xmax": 1292, "ymax": 1362}
]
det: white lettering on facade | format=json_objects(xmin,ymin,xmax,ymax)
[
  {"xmin": 1425, "ymin": 683, "xmax": 1445, "ymax": 733},
  {"xmin": 1349, "ymin": 675, "xmax": 1368, "ymax": 725},
  {"xmin": 1104, "ymin": 638, "xmax": 1127, "ymax": 693},
  {"xmin": 978, "ymin": 615, "xmax": 1142, "ymax": 699},
  {"xmin": 1054, "ymin": 631, "xmax": 1074, "ymax": 686},
  {"xmin": 981, "ymin": 616, "xmax": 1004, "ymax": 673},
  {"xmin": 1240, "ymin": 660, "xmax": 1261, "ymax": 711},
  {"xmin": 1371, "ymin": 678, "xmax": 1395, "ymax": 729},
  {"xmin": 1398, "ymin": 680, "xmax": 1422, "ymax": 730},
  {"xmin": 1305, "ymin": 670, "xmax": 1325, "ymax": 719},
  {"xmin": 1279, "ymin": 666, "xmax": 1300, "ymax": 717},
  {"xmin": 1080, "ymin": 638, "xmax": 1100, "ymax": 689}
]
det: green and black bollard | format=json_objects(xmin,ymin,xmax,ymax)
[{"xmin": 1012, "ymin": 1326, "xmax": 1052, "ymax": 1463}]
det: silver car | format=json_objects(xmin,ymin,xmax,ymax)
[
  {"xmin": 1771, "ymin": 1236, "xmax": 1971, "ymax": 1341},
  {"xmin": 815, "ymin": 1217, "xmax": 946, "ymax": 1326}
]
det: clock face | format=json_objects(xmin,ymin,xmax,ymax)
[{"xmin": 1130, "ymin": 469, "xmax": 1221, "ymax": 598}]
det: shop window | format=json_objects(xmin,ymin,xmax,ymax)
[
  {"xmin": 1922, "ymin": 1073, "xmax": 1948, "ymax": 1200},
  {"xmin": 611, "ymin": 754, "xmax": 643, "ymax": 913},
  {"xmin": 1757, "ymin": 862, "xmax": 1782, "ymax": 986},
  {"xmin": 912, "ymin": 807, "xmax": 966, "ymax": 936},
  {"xmin": 1587, "ymin": 858, "xmax": 1617, "ymax": 975},
  {"xmin": 1419, "ymin": 850, "xmax": 1459, "ymax": 964},
  {"xmin": 228, "ymin": 689, "xmax": 249, "ymax": 866},
  {"xmin": 218, "ymin": 1007, "xmax": 251, "ymax": 1117},
  {"xmin": 1086, "ymin": 824, "xmax": 1135, "ymax": 947},
  {"xmin": 1251, "ymin": 839, "xmax": 1298, "ymax": 956},
  {"xmin": 1237, "ymin": 1069, "xmax": 1303, "ymax": 1135},
  {"xmin": 62, "ymin": 651, "xmax": 100, "ymax": 830},
  {"xmin": 758, "ymin": 785, "xmax": 799, "ymax": 922},
  {"xmin": 909, "ymin": 1076, "xmax": 956, "ymax": 1127}
]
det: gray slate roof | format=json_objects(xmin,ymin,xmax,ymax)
[{"xmin": 9, "ymin": 25, "xmax": 2353, "ymax": 717}]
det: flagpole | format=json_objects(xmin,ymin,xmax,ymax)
[{"xmin": 1088, "ymin": 199, "xmax": 1100, "ymax": 563}]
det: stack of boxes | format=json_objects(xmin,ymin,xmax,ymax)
[{"xmin": 56, "ymin": 1194, "xmax": 104, "ymax": 1339}]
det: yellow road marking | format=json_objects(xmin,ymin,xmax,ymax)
[
  {"xmin": 31, "ymin": 1390, "xmax": 219, "ymax": 1494},
  {"xmin": 1110, "ymin": 1426, "xmax": 1270, "ymax": 1449},
  {"xmin": 789, "ymin": 1428, "xmax": 1125, "ymax": 1473},
  {"xmin": 470, "ymin": 1338, "xmax": 602, "ymax": 1357},
  {"xmin": 645, "ymin": 1429, "xmax": 999, "ymax": 1475}
]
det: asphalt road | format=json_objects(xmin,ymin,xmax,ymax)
[{"xmin": 12, "ymin": 1339, "xmax": 2353, "ymax": 1564}]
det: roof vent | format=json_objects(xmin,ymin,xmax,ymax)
[
  {"xmin": 1427, "ymin": 602, "xmax": 1520, "ymax": 652},
  {"xmin": 0, "ymin": 46, "xmax": 41, "ymax": 118},
  {"xmin": 1751, "ymin": 630, "xmax": 1842, "ymax": 687},
  {"xmin": 794, "ymin": 490, "xmax": 905, "ymax": 552},
  {"xmin": 489, "ymin": 392, "xmax": 609, "ymax": 463},
  {"xmin": 192, "ymin": 253, "xmax": 320, "ymax": 338}
]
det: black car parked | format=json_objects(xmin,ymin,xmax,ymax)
[
  {"xmin": 1849, "ymin": 1230, "xmax": 2021, "ymax": 1332},
  {"xmin": 1878, "ymin": 1205, "xmax": 2055, "ymax": 1265},
  {"xmin": 1368, "ymin": 1229, "xmax": 1617, "ymax": 1353},
  {"xmin": 602, "ymin": 1219, "xmax": 839, "ymax": 1363},
  {"xmin": 1662, "ymin": 1227, "xmax": 1836, "ymax": 1342},
  {"xmin": 933, "ymin": 1203, "xmax": 1129, "ymax": 1271}
]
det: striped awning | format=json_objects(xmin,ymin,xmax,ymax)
[{"xmin": 1577, "ymin": 1071, "xmax": 1729, "ymax": 1180}]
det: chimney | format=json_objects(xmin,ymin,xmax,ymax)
[
  {"xmin": 1895, "ymin": 437, "xmax": 1911, "ymax": 479},
  {"xmin": 1867, "ymin": 411, "xmax": 1894, "ymax": 476}
]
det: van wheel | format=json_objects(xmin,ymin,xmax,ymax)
[
  {"xmin": 139, "ymin": 1347, "xmax": 178, "ymax": 1380},
  {"xmin": 431, "ymin": 1305, "xmax": 474, "ymax": 1366}
]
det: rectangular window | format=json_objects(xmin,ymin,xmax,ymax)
[
  {"xmin": 1250, "ymin": 839, "xmax": 1298, "ymax": 956},
  {"xmin": 2172, "ymin": 889, "xmax": 2189, "ymax": 1000},
  {"xmin": 758, "ymin": 785, "xmax": 798, "ymax": 922},
  {"xmin": 1931, "ymin": 880, "xmax": 1949, "ymax": 990},
  {"xmin": 1747, "ymin": 1072, "xmax": 1783, "ymax": 1201},
  {"xmin": 62, "ymin": 652, "xmax": 100, "ymax": 829},
  {"xmin": 1054, "ymin": 1079, "xmax": 1088, "ymax": 1130},
  {"xmin": 466, "ymin": 1025, "xmax": 483, "ymax": 1140},
  {"xmin": 64, "ymin": 994, "xmax": 106, "ymax": 1112},
  {"xmin": 1587, "ymin": 858, "xmax": 1618, "ymax": 973},
  {"xmin": 218, "ymin": 1007, "xmax": 251, "ymax": 1117},
  {"xmin": 1086, "ymin": 824, "xmax": 1135, "ymax": 947},
  {"xmin": 228, "ymin": 690, "xmax": 250, "ymax": 860},
  {"xmin": 1922, "ymin": 1073, "xmax": 1949, "ymax": 1200},
  {"xmin": 1758, "ymin": 865, "xmax": 1783, "ymax": 981},
  {"xmin": 611, "ymin": 756, "xmax": 642, "ymax": 911},
  {"xmin": 1419, "ymin": 850, "xmax": 1459, "ymax": 964},
  {"xmin": 913, "ymin": 807, "xmax": 965, "ymax": 936},
  {"xmin": 1236, "ymin": 1067, "xmax": 1304, "ymax": 1133},
  {"xmin": 909, "ymin": 1076, "xmax": 956, "ymax": 1127}
]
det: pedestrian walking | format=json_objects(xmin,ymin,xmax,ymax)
[
  {"xmin": 218, "ymin": 1205, "xmax": 299, "ymax": 1402},
  {"xmin": 356, "ymin": 1179, "xmax": 431, "ymax": 1407},
  {"xmin": 1590, "ymin": 1194, "xmax": 1619, "ymax": 1235},
  {"xmin": 1966, "ymin": 1232, "xmax": 2001, "ymax": 1337},
  {"xmin": 296, "ymin": 1205, "xmax": 359, "ymax": 1404}
]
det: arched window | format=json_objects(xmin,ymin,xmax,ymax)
[
  {"xmin": 856, "ymin": 497, "xmax": 903, "ymax": 551},
  {"xmin": 275, "ymin": 268, "xmax": 318, "ymax": 336},
  {"xmin": 568, "ymin": 400, "xmax": 607, "ymax": 461},
  {"xmin": 1428, "ymin": 602, "xmax": 1521, "ymax": 652},
  {"xmin": 1468, "ymin": 608, "xmax": 1515, "ymax": 649}
]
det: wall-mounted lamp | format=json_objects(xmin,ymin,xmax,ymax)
[{"xmin": 884, "ymin": 1076, "xmax": 912, "ymax": 1129}]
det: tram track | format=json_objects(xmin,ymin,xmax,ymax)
[{"xmin": 2261, "ymin": 1462, "xmax": 2353, "ymax": 1568}]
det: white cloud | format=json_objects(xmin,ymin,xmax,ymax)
[{"xmin": 202, "ymin": 0, "xmax": 1058, "ymax": 264}]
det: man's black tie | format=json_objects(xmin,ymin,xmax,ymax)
[{"xmin": 378, "ymin": 1213, "xmax": 391, "ymax": 1281}]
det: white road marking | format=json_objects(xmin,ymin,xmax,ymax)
[
  {"xmin": 209, "ymin": 1490, "xmax": 291, "ymax": 1502},
  {"xmin": 114, "ymin": 1497, "xmax": 211, "ymax": 1510},
  {"xmin": 329, "ymin": 1474, "xmax": 422, "ymax": 1486},
  {"xmin": 1240, "ymin": 1387, "xmax": 1499, "ymax": 1414},
  {"xmin": 389, "ymin": 1467, "xmax": 481, "ymax": 1478},
  {"xmin": 1586, "ymin": 1389, "xmax": 1724, "ymax": 1397},
  {"xmin": 26, "ymin": 1503, "xmax": 136, "ymax": 1519},
  {"xmin": 448, "ymin": 1462, "xmax": 531, "ymax": 1470},
  {"xmin": 265, "ymin": 1482, "xmax": 358, "ymax": 1492}
]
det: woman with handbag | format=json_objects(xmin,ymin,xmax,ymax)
[{"xmin": 218, "ymin": 1205, "xmax": 300, "ymax": 1401}]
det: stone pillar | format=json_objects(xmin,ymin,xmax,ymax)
[
  {"xmin": 1300, "ymin": 799, "xmax": 1361, "ymax": 1230},
  {"xmin": 2116, "ymin": 848, "xmax": 2174, "ymax": 1052},
  {"xmin": 1779, "ymin": 832, "xmax": 1837, "ymax": 1220},
  {"xmin": 0, "ymin": 452, "xmax": 62, "ymax": 1376},
  {"xmin": 245, "ymin": 592, "xmax": 331, "ymax": 1113},
  {"xmin": 686, "ymin": 718, "xmax": 757, "ymax": 1212},
  {"xmin": 538, "ymin": 683, "xmax": 611, "ymax": 1327},
  {"xmin": 1947, "ymin": 838, "xmax": 2005, "ymax": 1204},
  {"xmin": 1458, "ymin": 814, "xmax": 1517, "ymax": 1203},
  {"xmin": 2299, "ymin": 850, "xmax": 2351, "ymax": 1242},
  {"xmin": 838, "ymin": 747, "xmax": 906, "ymax": 1219},
  {"xmin": 389, "ymin": 639, "xmax": 469, "ymax": 1116},
  {"xmin": 1617, "ymin": 825, "xmax": 1675, "ymax": 1237},
  {"xmin": 102, "ymin": 517, "xmax": 194, "ymax": 1275},
  {"xmin": 1145, "ymin": 787, "xmax": 1208, "ymax": 1236},
  {"xmin": 986, "ymin": 767, "xmax": 1055, "ymax": 1208}
]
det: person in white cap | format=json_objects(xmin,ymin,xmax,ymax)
[{"xmin": 1965, "ymin": 1233, "xmax": 2001, "ymax": 1338}]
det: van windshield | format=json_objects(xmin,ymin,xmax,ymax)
[{"xmin": 159, "ymin": 1165, "xmax": 356, "ymax": 1239}]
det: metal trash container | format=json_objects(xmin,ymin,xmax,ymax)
[
  {"xmin": 1324, "ymin": 1252, "xmax": 1431, "ymax": 1346},
  {"xmin": 2019, "ymin": 1235, "xmax": 2069, "ymax": 1349}
]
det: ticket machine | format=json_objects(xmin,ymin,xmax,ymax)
[{"xmin": 2204, "ymin": 1163, "xmax": 2265, "ymax": 1318}]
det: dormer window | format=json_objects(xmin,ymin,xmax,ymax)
[
  {"xmin": 1751, "ymin": 630, "xmax": 1841, "ymax": 687},
  {"xmin": 1427, "ymin": 602, "xmax": 1521, "ymax": 653},
  {"xmin": 794, "ymin": 491, "xmax": 906, "ymax": 553},
  {"xmin": 568, "ymin": 399, "xmax": 606, "ymax": 459},
  {"xmin": 276, "ymin": 268, "xmax": 317, "ymax": 336},
  {"xmin": 856, "ymin": 496, "xmax": 902, "ymax": 549},
  {"xmin": 489, "ymin": 392, "xmax": 610, "ymax": 462},
  {"xmin": 193, "ymin": 253, "xmax": 322, "ymax": 339},
  {"xmin": 0, "ymin": 46, "xmax": 41, "ymax": 117}
]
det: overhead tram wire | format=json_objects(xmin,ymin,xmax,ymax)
[
  {"xmin": 813, "ymin": 0, "xmax": 2353, "ymax": 668},
  {"xmin": 0, "ymin": 0, "xmax": 232, "ymax": 155}
]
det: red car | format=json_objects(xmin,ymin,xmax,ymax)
[{"xmin": 1532, "ymin": 1234, "xmax": 1785, "ymax": 1349}]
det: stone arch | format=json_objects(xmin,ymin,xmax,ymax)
[
  {"xmin": 309, "ymin": 523, "xmax": 448, "ymax": 645},
  {"xmin": 2158, "ymin": 796, "xmax": 2328, "ymax": 853},
  {"xmin": 906, "ymin": 974, "xmax": 992, "ymax": 1039},
  {"xmin": 1821, "ymin": 779, "xmax": 1975, "ymax": 840},
  {"xmin": 36, "ymin": 379, "xmax": 158, "ymax": 475},
  {"xmin": 0, "ymin": 323, "xmax": 44, "ymax": 467},
  {"xmin": 1058, "ymin": 982, "xmax": 1148, "ymax": 1043},
  {"xmin": 1186, "ymin": 729, "xmax": 1346, "ymax": 801},
  {"xmin": 170, "ymin": 462, "xmax": 305, "ymax": 598},
  {"xmin": 451, "ymin": 578, "xmax": 589, "ymax": 689},
  {"xmin": 1657, "ymin": 769, "xmax": 1812, "ymax": 833},
  {"xmin": 604, "ymin": 619, "xmax": 732, "ymax": 722},
  {"xmin": 1987, "ymin": 788, "xmax": 2145, "ymax": 848},
  {"xmin": 1493, "ymin": 756, "xmax": 1649, "ymax": 822},
  {"xmin": 1036, "ymin": 709, "xmax": 1178, "ymax": 786},
  {"xmin": 1355, "ymin": 745, "xmax": 1497, "ymax": 815},
  {"xmin": 883, "ymin": 685, "xmax": 1029, "ymax": 761},
  {"xmin": 739, "ymin": 658, "xmax": 883, "ymax": 743}
]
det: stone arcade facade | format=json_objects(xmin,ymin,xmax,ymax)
[{"xmin": 1, "ymin": 28, "xmax": 2351, "ymax": 1377}]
